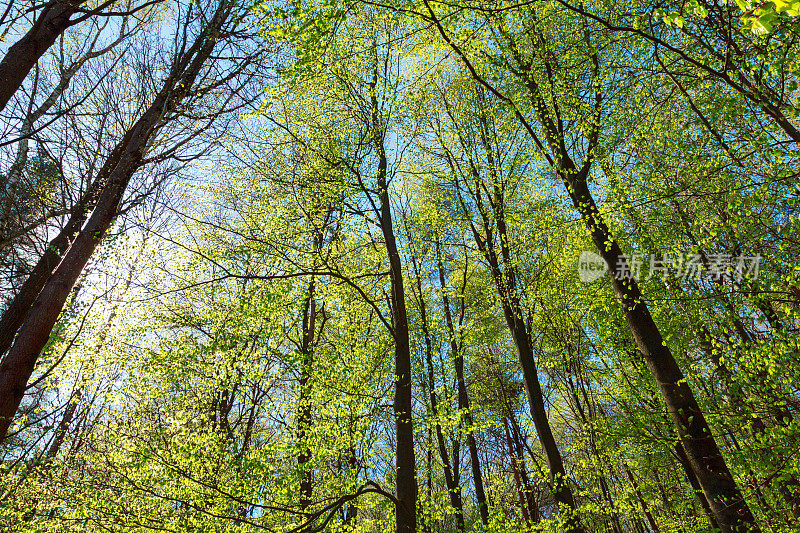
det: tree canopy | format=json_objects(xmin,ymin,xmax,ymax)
[{"xmin": 0, "ymin": 0, "xmax": 799, "ymax": 532}]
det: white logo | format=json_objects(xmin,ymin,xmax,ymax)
[{"xmin": 578, "ymin": 251, "xmax": 607, "ymax": 282}]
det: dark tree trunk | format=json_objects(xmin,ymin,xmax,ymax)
[
  {"xmin": 436, "ymin": 251, "xmax": 489, "ymax": 526},
  {"xmin": 297, "ymin": 279, "xmax": 316, "ymax": 511},
  {"xmin": 624, "ymin": 463, "xmax": 661, "ymax": 533},
  {"xmin": 502, "ymin": 416, "xmax": 537, "ymax": 523},
  {"xmin": 344, "ymin": 446, "xmax": 359, "ymax": 526},
  {"xmin": 369, "ymin": 58, "xmax": 417, "ymax": 533},
  {"xmin": 0, "ymin": 150, "xmax": 115, "ymax": 359},
  {"xmin": 509, "ymin": 417, "xmax": 540, "ymax": 523},
  {"xmin": 426, "ymin": 7, "xmax": 757, "ymax": 527},
  {"xmin": 516, "ymin": 19, "xmax": 758, "ymax": 530},
  {"xmin": 0, "ymin": 142, "xmax": 135, "ymax": 440},
  {"xmin": 672, "ymin": 441, "xmax": 721, "ymax": 531},
  {"xmin": 0, "ymin": 0, "xmax": 85, "ymax": 112},
  {"xmin": 564, "ymin": 173, "xmax": 758, "ymax": 533},
  {"xmin": 505, "ymin": 314, "xmax": 579, "ymax": 526},
  {"xmin": 598, "ymin": 472, "xmax": 624, "ymax": 533},
  {"xmin": 0, "ymin": 0, "xmax": 233, "ymax": 441},
  {"xmin": 453, "ymin": 117, "xmax": 583, "ymax": 531},
  {"xmin": 414, "ymin": 263, "xmax": 464, "ymax": 531}
]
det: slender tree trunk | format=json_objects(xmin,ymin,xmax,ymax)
[
  {"xmin": 624, "ymin": 463, "xmax": 661, "ymax": 533},
  {"xmin": 424, "ymin": 424, "xmax": 432, "ymax": 533},
  {"xmin": 344, "ymin": 446, "xmax": 359, "ymax": 527},
  {"xmin": 0, "ymin": 0, "xmax": 85, "ymax": 112},
  {"xmin": 45, "ymin": 396, "xmax": 78, "ymax": 460},
  {"xmin": 297, "ymin": 278, "xmax": 316, "ymax": 511},
  {"xmin": 502, "ymin": 416, "xmax": 537, "ymax": 523},
  {"xmin": 413, "ymin": 263, "xmax": 464, "ymax": 531},
  {"xmin": 370, "ymin": 57, "xmax": 417, "ymax": 533},
  {"xmin": 424, "ymin": 6, "xmax": 756, "ymax": 526},
  {"xmin": 426, "ymin": 348, "xmax": 464, "ymax": 532},
  {"xmin": 504, "ymin": 310, "xmax": 580, "ymax": 530},
  {"xmin": 436, "ymin": 250, "xmax": 489, "ymax": 526},
  {"xmin": 508, "ymin": 415, "xmax": 539, "ymax": 522},
  {"xmin": 456, "ymin": 147, "xmax": 583, "ymax": 530},
  {"xmin": 503, "ymin": 417, "xmax": 530, "ymax": 524},
  {"xmin": 567, "ymin": 373, "xmax": 624, "ymax": 533},
  {"xmin": 597, "ymin": 472, "xmax": 624, "ymax": 533}
]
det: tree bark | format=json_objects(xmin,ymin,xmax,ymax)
[
  {"xmin": 449, "ymin": 109, "xmax": 584, "ymax": 532},
  {"xmin": 297, "ymin": 278, "xmax": 316, "ymax": 511},
  {"xmin": 413, "ymin": 262, "xmax": 464, "ymax": 531},
  {"xmin": 0, "ymin": 0, "xmax": 233, "ymax": 441},
  {"xmin": 436, "ymin": 250, "xmax": 489, "ymax": 526},
  {"xmin": 0, "ymin": 0, "xmax": 85, "ymax": 112},
  {"xmin": 370, "ymin": 56, "xmax": 417, "ymax": 533},
  {"xmin": 672, "ymin": 440, "xmax": 721, "ymax": 531},
  {"xmin": 565, "ymin": 172, "xmax": 758, "ymax": 533},
  {"xmin": 0, "ymin": 154, "xmax": 112, "ymax": 359},
  {"xmin": 624, "ymin": 463, "xmax": 661, "ymax": 533}
]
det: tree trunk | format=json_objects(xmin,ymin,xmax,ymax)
[
  {"xmin": 565, "ymin": 173, "xmax": 758, "ymax": 533},
  {"xmin": 414, "ymin": 263, "xmax": 464, "ymax": 531},
  {"xmin": 0, "ymin": 153, "xmax": 112, "ymax": 359},
  {"xmin": 502, "ymin": 416, "xmax": 537, "ymax": 523},
  {"xmin": 0, "ymin": 0, "xmax": 233, "ymax": 441},
  {"xmin": 436, "ymin": 251, "xmax": 489, "ymax": 526},
  {"xmin": 624, "ymin": 463, "xmax": 661, "ymax": 533},
  {"xmin": 0, "ymin": 0, "xmax": 85, "ymax": 112},
  {"xmin": 344, "ymin": 446, "xmax": 359, "ymax": 527},
  {"xmin": 458, "ymin": 121, "xmax": 583, "ymax": 531},
  {"xmin": 370, "ymin": 58, "xmax": 417, "ymax": 533},
  {"xmin": 425, "ymin": 7, "xmax": 756, "ymax": 527},
  {"xmin": 297, "ymin": 278, "xmax": 316, "ymax": 511},
  {"xmin": 672, "ymin": 441, "xmax": 721, "ymax": 531}
]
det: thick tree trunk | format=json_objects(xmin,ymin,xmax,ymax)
[
  {"xmin": 0, "ymin": 154, "xmax": 112, "ymax": 359},
  {"xmin": 0, "ymin": 147, "xmax": 136, "ymax": 440},
  {"xmin": 0, "ymin": 0, "xmax": 232, "ymax": 441},
  {"xmin": 672, "ymin": 441, "xmax": 721, "ymax": 531},
  {"xmin": 381, "ymin": 196, "xmax": 417, "ymax": 533},
  {"xmin": 564, "ymin": 173, "xmax": 758, "ymax": 533},
  {"xmin": 0, "ymin": 0, "xmax": 85, "ymax": 112}
]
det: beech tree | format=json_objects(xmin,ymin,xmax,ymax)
[{"xmin": 0, "ymin": 0, "xmax": 798, "ymax": 531}]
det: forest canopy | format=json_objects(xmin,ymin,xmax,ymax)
[{"xmin": 0, "ymin": 0, "xmax": 799, "ymax": 532}]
